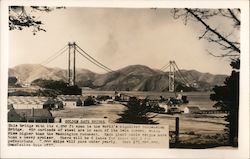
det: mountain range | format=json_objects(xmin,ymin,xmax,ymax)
[{"xmin": 9, "ymin": 64, "xmax": 228, "ymax": 91}]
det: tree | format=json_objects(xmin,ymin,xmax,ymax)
[
  {"xmin": 171, "ymin": 9, "xmax": 240, "ymax": 56},
  {"xmin": 8, "ymin": 76, "xmax": 21, "ymax": 88},
  {"xmin": 83, "ymin": 96, "xmax": 95, "ymax": 106},
  {"xmin": 116, "ymin": 97, "xmax": 158, "ymax": 124},
  {"xmin": 8, "ymin": 76, "xmax": 18, "ymax": 87},
  {"xmin": 171, "ymin": 8, "xmax": 240, "ymax": 146},
  {"xmin": 210, "ymin": 60, "xmax": 239, "ymax": 146},
  {"xmin": 9, "ymin": 6, "xmax": 64, "ymax": 35},
  {"xmin": 32, "ymin": 79, "xmax": 81, "ymax": 95}
]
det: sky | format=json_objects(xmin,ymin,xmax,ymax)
[{"xmin": 9, "ymin": 7, "xmax": 239, "ymax": 75}]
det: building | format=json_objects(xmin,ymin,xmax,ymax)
[
  {"xmin": 184, "ymin": 106, "xmax": 201, "ymax": 114},
  {"xmin": 57, "ymin": 95, "xmax": 96, "ymax": 107},
  {"xmin": 57, "ymin": 95, "xmax": 83, "ymax": 108},
  {"xmin": 147, "ymin": 96, "xmax": 162, "ymax": 101},
  {"xmin": 8, "ymin": 108, "xmax": 54, "ymax": 123},
  {"xmin": 54, "ymin": 100, "xmax": 64, "ymax": 109},
  {"xmin": 159, "ymin": 102, "xmax": 169, "ymax": 113},
  {"xmin": 119, "ymin": 93, "xmax": 130, "ymax": 102},
  {"xmin": 8, "ymin": 108, "xmax": 24, "ymax": 122},
  {"xmin": 106, "ymin": 99, "xmax": 114, "ymax": 104},
  {"xmin": 63, "ymin": 98, "xmax": 82, "ymax": 108},
  {"xmin": 57, "ymin": 95, "xmax": 83, "ymax": 101},
  {"xmin": 8, "ymin": 96, "xmax": 48, "ymax": 109}
]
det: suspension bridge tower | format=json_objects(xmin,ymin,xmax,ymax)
[
  {"xmin": 169, "ymin": 60, "xmax": 175, "ymax": 92},
  {"xmin": 68, "ymin": 42, "xmax": 76, "ymax": 86}
]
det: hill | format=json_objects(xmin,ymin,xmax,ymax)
[
  {"xmin": 9, "ymin": 64, "xmax": 228, "ymax": 91},
  {"xmin": 9, "ymin": 64, "xmax": 97, "ymax": 84}
]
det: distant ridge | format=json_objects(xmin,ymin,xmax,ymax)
[{"xmin": 9, "ymin": 64, "xmax": 228, "ymax": 91}]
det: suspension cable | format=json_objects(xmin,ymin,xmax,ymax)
[
  {"xmin": 75, "ymin": 44, "xmax": 113, "ymax": 72},
  {"xmin": 173, "ymin": 62, "xmax": 191, "ymax": 85},
  {"xmin": 28, "ymin": 45, "xmax": 68, "ymax": 82},
  {"xmin": 41, "ymin": 47, "xmax": 68, "ymax": 66},
  {"xmin": 40, "ymin": 44, "xmax": 68, "ymax": 65},
  {"xmin": 75, "ymin": 48, "xmax": 111, "ymax": 72},
  {"xmin": 160, "ymin": 63, "xmax": 170, "ymax": 71}
]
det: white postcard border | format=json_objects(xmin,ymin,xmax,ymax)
[{"xmin": 1, "ymin": 0, "xmax": 249, "ymax": 158}]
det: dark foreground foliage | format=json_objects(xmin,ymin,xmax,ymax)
[
  {"xmin": 116, "ymin": 97, "xmax": 158, "ymax": 124},
  {"xmin": 32, "ymin": 79, "xmax": 81, "ymax": 95},
  {"xmin": 210, "ymin": 60, "xmax": 239, "ymax": 146}
]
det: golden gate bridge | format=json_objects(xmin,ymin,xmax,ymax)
[{"xmin": 32, "ymin": 42, "xmax": 196, "ymax": 92}]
